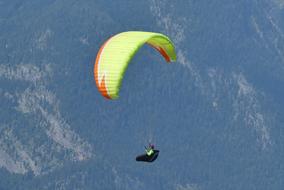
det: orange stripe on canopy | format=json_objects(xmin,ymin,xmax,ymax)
[
  {"xmin": 147, "ymin": 43, "xmax": 171, "ymax": 62},
  {"xmin": 94, "ymin": 37, "xmax": 112, "ymax": 99}
]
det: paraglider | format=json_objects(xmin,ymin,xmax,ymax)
[
  {"xmin": 136, "ymin": 144, "xmax": 159, "ymax": 163},
  {"xmin": 94, "ymin": 31, "xmax": 176, "ymax": 163},
  {"xmin": 94, "ymin": 31, "xmax": 176, "ymax": 99}
]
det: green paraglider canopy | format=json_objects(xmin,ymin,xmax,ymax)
[{"xmin": 94, "ymin": 31, "xmax": 176, "ymax": 99}]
